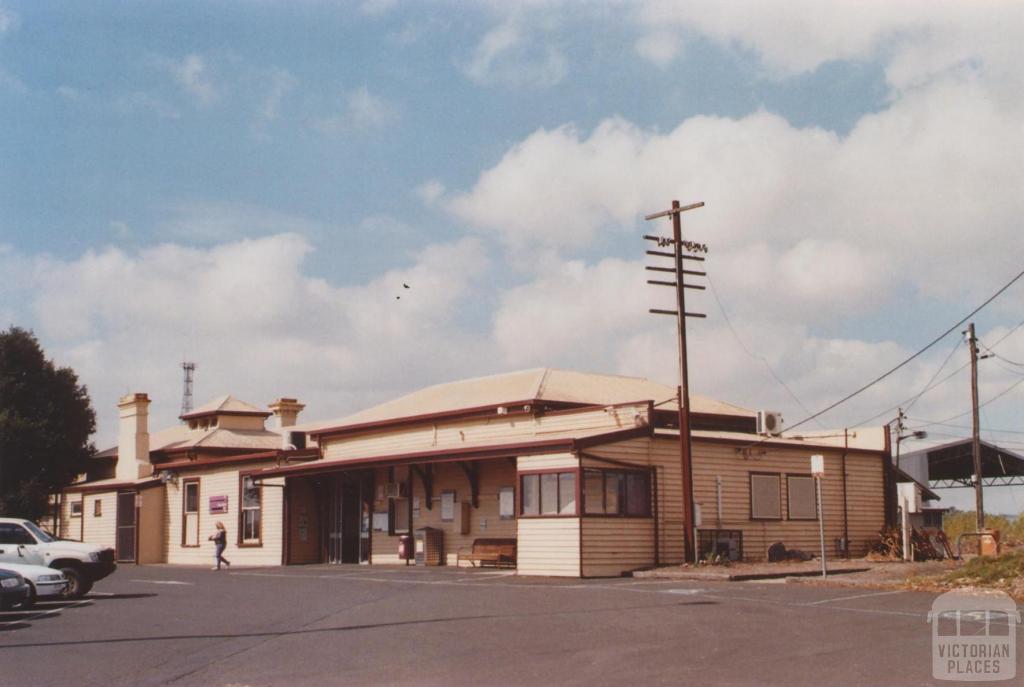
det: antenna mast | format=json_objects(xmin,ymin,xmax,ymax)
[{"xmin": 180, "ymin": 362, "xmax": 196, "ymax": 418}]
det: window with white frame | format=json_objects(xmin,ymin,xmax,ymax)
[
  {"xmin": 240, "ymin": 475, "xmax": 262, "ymax": 544},
  {"xmin": 520, "ymin": 471, "xmax": 577, "ymax": 516}
]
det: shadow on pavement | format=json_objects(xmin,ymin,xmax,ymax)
[
  {"xmin": 87, "ymin": 593, "xmax": 158, "ymax": 601},
  {"xmin": 0, "ymin": 621, "xmax": 30, "ymax": 632},
  {"xmin": 0, "ymin": 599, "xmax": 717, "ymax": 649}
]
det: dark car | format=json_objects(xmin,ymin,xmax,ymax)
[{"xmin": 0, "ymin": 569, "xmax": 29, "ymax": 610}]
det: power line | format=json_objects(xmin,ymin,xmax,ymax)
[
  {"xmin": 912, "ymin": 376, "xmax": 1024, "ymax": 428},
  {"xmin": 906, "ymin": 418, "xmax": 1024, "ymax": 436},
  {"xmin": 706, "ymin": 275, "xmax": 821, "ymax": 427},
  {"xmin": 903, "ymin": 336, "xmax": 964, "ymax": 415},
  {"xmin": 735, "ymin": 266, "xmax": 1024, "ymax": 450},
  {"xmin": 852, "ymin": 357, "xmax": 971, "ymax": 428},
  {"xmin": 781, "ymin": 265, "xmax": 1024, "ymax": 435}
]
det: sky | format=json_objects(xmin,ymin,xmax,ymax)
[{"xmin": 1, "ymin": 1, "xmax": 1023, "ymax": 514}]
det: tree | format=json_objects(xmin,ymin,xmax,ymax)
[{"xmin": 0, "ymin": 327, "xmax": 96, "ymax": 520}]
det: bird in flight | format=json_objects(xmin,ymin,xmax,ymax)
[{"xmin": 396, "ymin": 282, "xmax": 411, "ymax": 300}]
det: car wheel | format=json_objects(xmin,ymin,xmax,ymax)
[
  {"xmin": 18, "ymin": 582, "xmax": 36, "ymax": 610},
  {"xmin": 59, "ymin": 567, "xmax": 85, "ymax": 599}
]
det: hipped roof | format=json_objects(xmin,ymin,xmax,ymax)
[
  {"xmin": 180, "ymin": 394, "xmax": 270, "ymax": 420},
  {"xmin": 98, "ymin": 395, "xmax": 282, "ymax": 457},
  {"xmin": 299, "ymin": 368, "xmax": 754, "ymax": 436}
]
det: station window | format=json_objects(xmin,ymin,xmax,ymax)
[
  {"xmin": 583, "ymin": 469, "xmax": 651, "ymax": 517},
  {"xmin": 787, "ymin": 475, "xmax": 817, "ymax": 520},
  {"xmin": 389, "ymin": 497, "xmax": 410, "ymax": 535},
  {"xmin": 240, "ymin": 475, "xmax": 262, "ymax": 545},
  {"xmin": 750, "ymin": 473, "xmax": 782, "ymax": 520},
  {"xmin": 520, "ymin": 471, "xmax": 576, "ymax": 516}
]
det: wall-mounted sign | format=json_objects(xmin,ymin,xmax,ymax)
[
  {"xmin": 441, "ymin": 491, "xmax": 455, "ymax": 522},
  {"xmin": 209, "ymin": 495, "xmax": 229, "ymax": 514},
  {"xmin": 499, "ymin": 487, "xmax": 514, "ymax": 520}
]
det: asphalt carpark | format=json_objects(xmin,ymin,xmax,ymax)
[{"xmin": 0, "ymin": 563, "xmax": 1020, "ymax": 687}]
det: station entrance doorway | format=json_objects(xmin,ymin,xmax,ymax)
[{"xmin": 324, "ymin": 472, "xmax": 372, "ymax": 565}]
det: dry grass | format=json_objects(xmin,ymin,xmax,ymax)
[{"xmin": 906, "ymin": 551, "xmax": 1024, "ymax": 601}]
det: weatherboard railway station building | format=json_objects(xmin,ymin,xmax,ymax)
[{"xmin": 57, "ymin": 369, "xmax": 894, "ymax": 577}]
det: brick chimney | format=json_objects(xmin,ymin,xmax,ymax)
[
  {"xmin": 117, "ymin": 393, "xmax": 152, "ymax": 481},
  {"xmin": 269, "ymin": 398, "xmax": 305, "ymax": 450},
  {"xmin": 268, "ymin": 397, "xmax": 305, "ymax": 430}
]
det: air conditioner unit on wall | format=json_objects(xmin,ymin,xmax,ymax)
[
  {"xmin": 756, "ymin": 410, "xmax": 784, "ymax": 436},
  {"xmin": 385, "ymin": 482, "xmax": 406, "ymax": 498}
]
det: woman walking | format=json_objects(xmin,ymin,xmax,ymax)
[{"xmin": 208, "ymin": 521, "xmax": 231, "ymax": 570}]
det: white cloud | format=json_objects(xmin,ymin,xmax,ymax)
[
  {"xmin": 461, "ymin": 18, "xmax": 568, "ymax": 88},
  {"xmin": 55, "ymin": 85, "xmax": 82, "ymax": 102},
  {"xmin": 312, "ymin": 85, "xmax": 398, "ymax": 135},
  {"xmin": 415, "ymin": 180, "xmax": 446, "ymax": 206},
  {"xmin": 447, "ymin": 69, "xmax": 1023, "ymax": 304},
  {"xmin": 167, "ymin": 54, "xmax": 218, "ymax": 106},
  {"xmin": 0, "ymin": 5, "xmax": 17, "ymax": 33},
  {"xmin": 0, "ymin": 66, "xmax": 25, "ymax": 93},
  {"xmin": 157, "ymin": 201, "xmax": 329, "ymax": 243},
  {"xmin": 635, "ymin": 30, "xmax": 682, "ymax": 67},
  {"xmin": 12, "ymin": 233, "xmax": 491, "ymax": 447},
  {"xmin": 632, "ymin": 0, "xmax": 1024, "ymax": 97},
  {"xmin": 252, "ymin": 67, "xmax": 296, "ymax": 139},
  {"xmin": 486, "ymin": 247, "xmax": 1024, "ymax": 437},
  {"xmin": 109, "ymin": 221, "xmax": 132, "ymax": 240},
  {"xmin": 360, "ymin": 0, "xmax": 397, "ymax": 17}
]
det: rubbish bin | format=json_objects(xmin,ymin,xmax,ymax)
[
  {"xmin": 414, "ymin": 527, "xmax": 444, "ymax": 566},
  {"xmin": 398, "ymin": 534, "xmax": 413, "ymax": 561}
]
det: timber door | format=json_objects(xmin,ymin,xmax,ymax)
[{"xmin": 116, "ymin": 492, "xmax": 137, "ymax": 563}]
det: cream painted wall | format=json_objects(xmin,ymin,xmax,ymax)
[{"xmin": 164, "ymin": 464, "xmax": 284, "ymax": 567}]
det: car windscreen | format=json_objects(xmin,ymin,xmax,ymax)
[{"xmin": 21, "ymin": 521, "xmax": 55, "ymax": 543}]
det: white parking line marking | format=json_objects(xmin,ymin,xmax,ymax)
[
  {"xmin": 804, "ymin": 590, "xmax": 905, "ymax": 606},
  {"xmin": 130, "ymin": 579, "xmax": 194, "ymax": 585},
  {"xmin": 664, "ymin": 588, "xmax": 706, "ymax": 595},
  {"xmin": 0, "ymin": 599, "xmax": 91, "ymax": 627}
]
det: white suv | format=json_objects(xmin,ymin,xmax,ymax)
[{"xmin": 0, "ymin": 518, "xmax": 116, "ymax": 598}]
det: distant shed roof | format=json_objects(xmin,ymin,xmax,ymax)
[{"xmin": 902, "ymin": 438, "xmax": 1024, "ymax": 487}]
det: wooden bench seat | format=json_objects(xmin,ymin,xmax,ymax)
[{"xmin": 456, "ymin": 538, "xmax": 516, "ymax": 569}]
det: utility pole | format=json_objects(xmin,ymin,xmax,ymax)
[
  {"xmin": 893, "ymin": 407, "xmax": 906, "ymax": 472},
  {"xmin": 644, "ymin": 200, "xmax": 708, "ymax": 563},
  {"xmin": 966, "ymin": 323, "xmax": 985, "ymax": 530}
]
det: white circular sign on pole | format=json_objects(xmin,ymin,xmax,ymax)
[{"xmin": 810, "ymin": 454, "xmax": 825, "ymax": 477}]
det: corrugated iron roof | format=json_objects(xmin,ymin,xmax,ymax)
[
  {"xmin": 180, "ymin": 394, "xmax": 270, "ymax": 419},
  {"xmin": 298, "ymin": 368, "xmax": 754, "ymax": 434}
]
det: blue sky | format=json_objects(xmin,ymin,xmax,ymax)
[{"xmin": 1, "ymin": 1, "xmax": 1023, "ymax": 513}]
